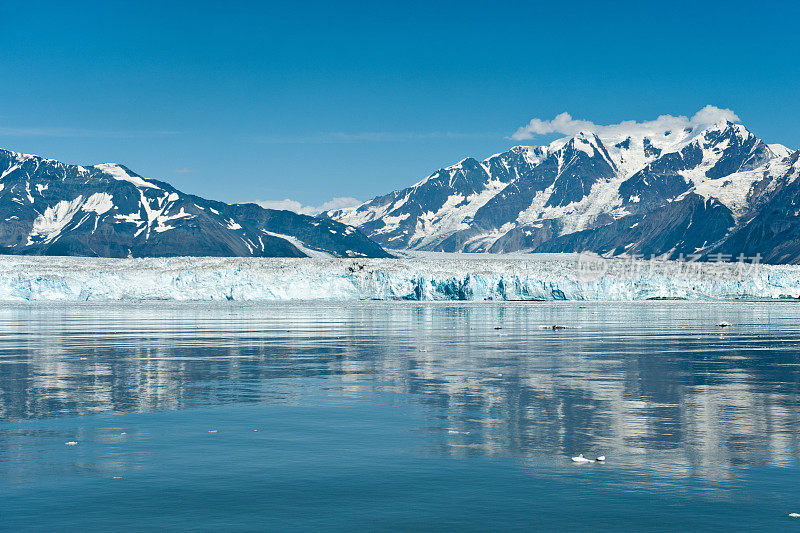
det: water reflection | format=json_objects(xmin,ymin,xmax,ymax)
[{"xmin": 1, "ymin": 301, "xmax": 799, "ymax": 479}]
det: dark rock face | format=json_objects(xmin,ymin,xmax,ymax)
[
  {"xmin": 534, "ymin": 193, "xmax": 737, "ymax": 259},
  {"xmin": 709, "ymin": 152, "xmax": 800, "ymax": 263},
  {"xmin": 328, "ymin": 121, "xmax": 800, "ymax": 263},
  {"xmin": 0, "ymin": 149, "xmax": 390, "ymax": 258},
  {"xmin": 618, "ymin": 143, "xmax": 701, "ymax": 210},
  {"xmin": 703, "ymin": 124, "xmax": 772, "ymax": 179},
  {"xmin": 543, "ymin": 134, "xmax": 617, "ymax": 208}
]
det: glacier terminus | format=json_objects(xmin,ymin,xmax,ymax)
[{"xmin": 3, "ymin": 253, "xmax": 800, "ymax": 302}]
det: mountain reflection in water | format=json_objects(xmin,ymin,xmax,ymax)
[{"xmin": 1, "ymin": 301, "xmax": 798, "ymax": 481}]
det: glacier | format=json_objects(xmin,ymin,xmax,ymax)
[{"xmin": 3, "ymin": 253, "xmax": 800, "ymax": 301}]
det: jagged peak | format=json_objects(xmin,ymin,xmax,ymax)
[
  {"xmin": 697, "ymin": 120, "xmax": 751, "ymax": 139},
  {"xmin": 0, "ymin": 148, "xmax": 59, "ymax": 165},
  {"xmin": 486, "ymin": 145, "xmax": 548, "ymax": 165}
]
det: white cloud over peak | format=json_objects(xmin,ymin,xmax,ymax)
[
  {"xmin": 315, "ymin": 197, "xmax": 362, "ymax": 212},
  {"xmin": 690, "ymin": 105, "xmax": 740, "ymax": 126},
  {"xmin": 254, "ymin": 197, "xmax": 360, "ymax": 216},
  {"xmin": 510, "ymin": 105, "xmax": 740, "ymax": 141}
]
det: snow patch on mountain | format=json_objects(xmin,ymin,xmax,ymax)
[
  {"xmin": 409, "ymin": 179, "xmax": 508, "ymax": 248},
  {"xmin": 262, "ymin": 231, "xmax": 333, "ymax": 258},
  {"xmin": 94, "ymin": 163, "xmax": 160, "ymax": 190},
  {"xmin": 82, "ymin": 192, "xmax": 114, "ymax": 215},
  {"xmin": 28, "ymin": 197, "xmax": 86, "ymax": 244}
]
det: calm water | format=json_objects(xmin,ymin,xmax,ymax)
[{"xmin": 1, "ymin": 301, "xmax": 799, "ymax": 531}]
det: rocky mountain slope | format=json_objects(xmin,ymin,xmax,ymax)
[
  {"xmin": 0, "ymin": 149, "xmax": 390, "ymax": 258},
  {"xmin": 327, "ymin": 119, "xmax": 799, "ymax": 263}
]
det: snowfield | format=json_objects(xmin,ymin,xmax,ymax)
[{"xmin": 2, "ymin": 253, "xmax": 800, "ymax": 301}]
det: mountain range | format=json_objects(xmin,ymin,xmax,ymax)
[
  {"xmin": 327, "ymin": 119, "xmax": 800, "ymax": 263},
  {"xmin": 3, "ymin": 113, "xmax": 800, "ymax": 263},
  {"xmin": 0, "ymin": 149, "xmax": 389, "ymax": 258}
]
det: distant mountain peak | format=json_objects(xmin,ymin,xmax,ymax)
[{"xmin": 0, "ymin": 148, "xmax": 390, "ymax": 259}]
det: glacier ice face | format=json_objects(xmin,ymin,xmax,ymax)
[{"xmin": 2, "ymin": 253, "xmax": 800, "ymax": 302}]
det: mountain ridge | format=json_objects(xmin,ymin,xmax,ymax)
[
  {"xmin": 0, "ymin": 148, "xmax": 390, "ymax": 258},
  {"xmin": 326, "ymin": 118, "xmax": 799, "ymax": 263}
]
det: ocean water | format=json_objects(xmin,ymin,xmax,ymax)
[{"xmin": 1, "ymin": 301, "xmax": 799, "ymax": 531}]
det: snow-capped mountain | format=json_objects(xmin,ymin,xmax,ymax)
[
  {"xmin": 326, "ymin": 118, "xmax": 799, "ymax": 263},
  {"xmin": 0, "ymin": 149, "xmax": 390, "ymax": 258}
]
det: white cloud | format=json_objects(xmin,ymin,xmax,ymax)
[
  {"xmin": 315, "ymin": 197, "xmax": 362, "ymax": 212},
  {"xmin": 254, "ymin": 197, "xmax": 360, "ymax": 215},
  {"xmin": 690, "ymin": 105, "xmax": 739, "ymax": 126},
  {"xmin": 510, "ymin": 105, "xmax": 741, "ymax": 141},
  {"xmin": 255, "ymin": 199, "xmax": 314, "ymax": 214}
]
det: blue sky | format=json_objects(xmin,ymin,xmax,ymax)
[{"xmin": 1, "ymin": 0, "xmax": 798, "ymax": 209}]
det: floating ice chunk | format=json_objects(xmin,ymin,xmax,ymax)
[
  {"xmin": 596, "ymin": 455, "xmax": 606, "ymax": 462},
  {"xmin": 65, "ymin": 441, "xmax": 78, "ymax": 446}
]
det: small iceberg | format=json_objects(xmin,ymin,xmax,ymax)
[{"xmin": 572, "ymin": 453, "xmax": 605, "ymax": 463}]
